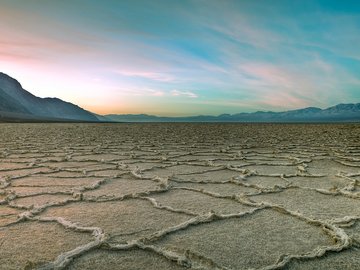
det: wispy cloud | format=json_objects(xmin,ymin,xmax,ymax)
[
  {"xmin": 113, "ymin": 86, "xmax": 166, "ymax": 97},
  {"xmin": 114, "ymin": 70, "xmax": 175, "ymax": 82},
  {"xmin": 112, "ymin": 87, "xmax": 198, "ymax": 99},
  {"xmin": 171, "ymin": 90, "xmax": 198, "ymax": 98}
]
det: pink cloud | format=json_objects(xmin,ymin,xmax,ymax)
[
  {"xmin": 259, "ymin": 92, "xmax": 310, "ymax": 109},
  {"xmin": 237, "ymin": 62, "xmax": 320, "ymax": 108},
  {"xmin": 240, "ymin": 63, "xmax": 295, "ymax": 88}
]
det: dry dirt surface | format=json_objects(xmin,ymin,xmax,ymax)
[{"xmin": 0, "ymin": 123, "xmax": 360, "ymax": 270}]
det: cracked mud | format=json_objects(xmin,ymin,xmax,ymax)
[{"xmin": 0, "ymin": 123, "xmax": 360, "ymax": 270}]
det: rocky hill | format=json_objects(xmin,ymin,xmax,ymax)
[{"xmin": 0, "ymin": 73, "xmax": 99, "ymax": 122}]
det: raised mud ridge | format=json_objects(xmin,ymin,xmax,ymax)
[{"xmin": 0, "ymin": 123, "xmax": 360, "ymax": 269}]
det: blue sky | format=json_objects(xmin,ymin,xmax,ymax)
[{"xmin": 0, "ymin": 0, "xmax": 359, "ymax": 115}]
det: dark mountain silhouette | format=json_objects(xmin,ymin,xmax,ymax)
[
  {"xmin": 106, "ymin": 104, "xmax": 360, "ymax": 122},
  {"xmin": 0, "ymin": 72, "xmax": 99, "ymax": 122}
]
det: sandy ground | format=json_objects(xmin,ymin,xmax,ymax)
[{"xmin": 0, "ymin": 123, "xmax": 360, "ymax": 270}]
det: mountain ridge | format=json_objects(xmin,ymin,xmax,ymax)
[
  {"xmin": 106, "ymin": 103, "xmax": 360, "ymax": 122},
  {"xmin": 0, "ymin": 72, "xmax": 99, "ymax": 122}
]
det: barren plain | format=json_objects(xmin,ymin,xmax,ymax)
[{"xmin": 0, "ymin": 123, "xmax": 360, "ymax": 270}]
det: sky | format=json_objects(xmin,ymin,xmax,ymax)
[{"xmin": 1, "ymin": 0, "xmax": 360, "ymax": 116}]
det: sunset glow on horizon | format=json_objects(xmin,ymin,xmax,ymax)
[{"xmin": 1, "ymin": 0, "xmax": 360, "ymax": 116}]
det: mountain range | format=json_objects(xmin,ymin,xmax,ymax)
[
  {"xmin": 0, "ymin": 72, "xmax": 359, "ymax": 122},
  {"xmin": 105, "ymin": 104, "xmax": 360, "ymax": 122}
]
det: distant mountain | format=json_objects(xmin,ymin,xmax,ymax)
[
  {"xmin": 1, "ymin": 72, "xmax": 359, "ymax": 123},
  {"xmin": 0, "ymin": 72, "xmax": 99, "ymax": 122},
  {"xmin": 106, "ymin": 104, "xmax": 360, "ymax": 122}
]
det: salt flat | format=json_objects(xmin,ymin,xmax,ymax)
[{"xmin": 0, "ymin": 123, "xmax": 360, "ymax": 270}]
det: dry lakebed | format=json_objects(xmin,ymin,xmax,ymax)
[{"xmin": 0, "ymin": 123, "xmax": 360, "ymax": 270}]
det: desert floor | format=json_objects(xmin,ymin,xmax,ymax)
[{"xmin": 0, "ymin": 123, "xmax": 360, "ymax": 270}]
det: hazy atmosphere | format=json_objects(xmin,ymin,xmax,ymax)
[{"xmin": 1, "ymin": 0, "xmax": 360, "ymax": 116}]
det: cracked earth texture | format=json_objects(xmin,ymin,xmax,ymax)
[{"xmin": 0, "ymin": 123, "xmax": 360, "ymax": 270}]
